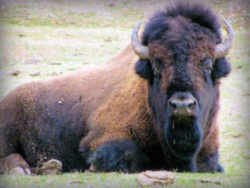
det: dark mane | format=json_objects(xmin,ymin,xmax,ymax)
[{"xmin": 142, "ymin": 2, "xmax": 221, "ymax": 46}]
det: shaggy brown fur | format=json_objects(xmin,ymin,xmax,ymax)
[
  {"xmin": 0, "ymin": 45, "xmax": 155, "ymax": 172},
  {"xmin": 0, "ymin": 44, "xmax": 222, "ymax": 172},
  {"xmin": 0, "ymin": 2, "xmax": 231, "ymax": 173}
]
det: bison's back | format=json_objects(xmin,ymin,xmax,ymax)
[{"xmin": 0, "ymin": 45, "xmax": 138, "ymax": 171}]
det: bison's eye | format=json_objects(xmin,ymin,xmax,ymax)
[{"xmin": 201, "ymin": 57, "xmax": 213, "ymax": 74}]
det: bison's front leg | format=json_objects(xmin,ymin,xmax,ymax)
[
  {"xmin": 197, "ymin": 125, "xmax": 224, "ymax": 173},
  {"xmin": 85, "ymin": 139, "xmax": 149, "ymax": 173},
  {"xmin": 197, "ymin": 151, "xmax": 224, "ymax": 172}
]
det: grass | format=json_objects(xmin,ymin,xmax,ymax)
[
  {"xmin": 0, "ymin": 0, "xmax": 249, "ymax": 187},
  {"xmin": 0, "ymin": 172, "xmax": 249, "ymax": 188}
]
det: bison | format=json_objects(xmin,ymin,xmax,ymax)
[{"xmin": 0, "ymin": 2, "xmax": 233, "ymax": 174}]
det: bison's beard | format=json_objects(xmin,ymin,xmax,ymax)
[{"xmin": 164, "ymin": 116, "xmax": 202, "ymax": 161}]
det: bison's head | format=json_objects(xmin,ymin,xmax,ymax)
[{"xmin": 132, "ymin": 3, "xmax": 233, "ymax": 167}]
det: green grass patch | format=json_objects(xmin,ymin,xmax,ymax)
[{"xmin": 0, "ymin": 172, "xmax": 249, "ymax": 188}]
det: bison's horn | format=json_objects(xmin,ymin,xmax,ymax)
[
  {"xmin": 131, "ymin": 21, "xmax": 149, "ymax": 59},
  {"xmin": 214, "ymin": 18, "xmax": 234, "ymax": 58}
]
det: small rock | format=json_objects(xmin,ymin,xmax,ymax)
[
  {"xmin": 69, "ymin": 180, "xmax": 84, "ymax": 184},
  {"xmin": 231, "ymin": 133, "xmax": 243, "ymax": 138},
  {"xmin": 107, "ymin": 2, "xmax": 115, "ymax": 7},
  {"xmin": 18, "ymin": 34, "xmax": 25, "ymax": 38},
  {"xmin": 242, "ymin": 92, "xmax": 250, "ymax": 96},
  {"xmin": 236, "ymin": 65, "xmax": 242, "ymax": 69},
  {"xmin": 50, "ymin": 72, "xmax": 59, "ymax": 76},
  {"xmin": 24, "ymin": 59, "xmax": 41, "ymax": 64},
  {"xmin": 10, "ymin": 70, "xmax": 21, "ymax": 76},
  {"xmin": 37, "ymin": 159, "xmax": 62, "ymax": 175},
  {"xmin": 104, "ymin": 37, "xmax": 112, "ymax": 42},
  {"xmin": 137, "ymin": 170, "xmax": 175, "ymax": 186},
  {"xmin": 30, "ymin": 72, "xmax": 40, "ymax": 77},
  {"xmin": 144, "ymin": 170, "xmax": 174, "ymax": 180},
  {"xmin": 137, "ymin": 173, "xmax": 155, "ymax": 186},
  {"xmin": 200, "ymin": 179, "xmax": 222, "ymax": 185},
  {"xmin": 8, "ymin": 167, "xmax": 26, "ymax": 175},
  {"xmin": 49, "ymin": 62, "xmax": 62, "ymax": 65},
  {"xmin": 47, "ymin": 13, "xmax": 57, "ymax": 18}
]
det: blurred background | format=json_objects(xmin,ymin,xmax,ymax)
[{"xmin": 0, "ymin": 0, "xmax": 249, "ymax": 97}]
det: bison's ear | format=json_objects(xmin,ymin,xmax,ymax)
[
  {"xmin": 212, "ymin": 57, "xmax": 231, "ymax": 81},
  {"xmin": 135, "ymin": 60, "xmax": 153, "ymax": 80}
]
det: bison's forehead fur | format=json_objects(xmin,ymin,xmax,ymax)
[
  {"xmin": 148, "ymin": 33, "xmax": 215, "ymax": 96},
  {"xmin": 142, "ymin": 2, "xmax": 221, "ymax": 46},
  {"xmin": 141, "ymin": 3, "xmax": 222, "ymax": 96}
]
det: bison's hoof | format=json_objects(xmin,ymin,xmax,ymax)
[
  {"xmin": 87, "ymin": 140, "xmax": 149, "ymax": 173},
  {"xmin": 37, "ymin": 159, "xmax": 62, "ymax": 175},
  {"xmin": 9, "ymin": 166, "xmax": 31, "ymax": 175},
  {"xmin": 216, "ymin": 164, "xmax": 224, "ymax": 173}
]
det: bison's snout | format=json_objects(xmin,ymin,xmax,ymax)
[{"xmin": 168, "ymin": 92, "xmax": 198, "ymax": 116}]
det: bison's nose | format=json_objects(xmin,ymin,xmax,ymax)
[{"xmin": 168, "ymin": 92, "xmax": 197, "ymax": 116}]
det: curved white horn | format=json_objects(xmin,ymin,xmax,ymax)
[
  {"xmin": 214, "ymin": 18, "xmax": 234, "ymax": 58},
  {"xmin": 131, "ymin": 21, "xmax": 149, "ymax": 59}
]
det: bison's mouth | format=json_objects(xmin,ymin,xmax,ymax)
[
  {"xmin": 164, "ymin": 92, "xmax": 202, "ymax": 159},
  {"xmin": 164, "ymin": 113, "xmax": 202, "ymax": 160}
]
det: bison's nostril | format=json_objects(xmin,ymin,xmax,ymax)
[
  {"xmin": 169, "ymin": 99, "xmax": 195, "ymax": 109},
  {"xmin": 168, "ymin": 92, "xmax": 197, "ymax": 115}
]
